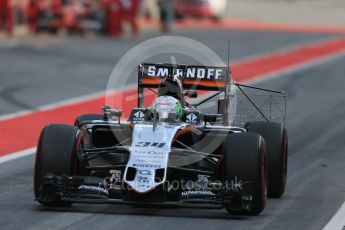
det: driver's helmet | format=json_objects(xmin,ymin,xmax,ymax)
[
  {"xmin": 158, "ymin": 76, "xmax": 184, "ymax": 105},
  {"xmin": 155, "ymin": 77, "xmax": 184, "ymax": 122}
]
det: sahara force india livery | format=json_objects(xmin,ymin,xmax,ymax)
[{"xmin": 34, "ymin": 63, "xmax": 288, "ymax": 215}]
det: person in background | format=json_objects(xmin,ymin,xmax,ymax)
[
  {"xmin": 46, "ymin": 0, "xmax": 63, "ymax": 33},
  {"xmin": 121, "ymin": 0, "xmax": 140, "ymax": 38},
  {"xmin": 63, "ymin": 0, "xmax": 79, "ymax": 33},
  {"xmin": 103, "ymin": 0, "xmax": 123, "ymax": 37},
  {"xmin": 0, "ymin": 0, "xmax": 13, "ymax": 37},
  {"xmin": 157, "ymin": 0, "xmax": 172, "ymax": 33},
  {"xmin": 27, "ymin": 0, "xmax": 38, "ymax": 33}
]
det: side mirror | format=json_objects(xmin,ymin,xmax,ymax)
[
  {"xmin": 184, "ymin": 90, "xmax": 198, "ymax": 98},
  {"xmin": 204, "ymin": 114, "xmax": 222, "ymax": 123},
  {"xmin": 218, "ymin": 98, "xmax": 225, "ymax": 114},
  {"xmin": 102, "ymin": 105, "xmax": 123, "ymax": 124}
]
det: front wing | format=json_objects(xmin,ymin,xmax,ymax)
[{"xmin": 38, "ymin": 173, "xmax": 255, "ymax": 212}]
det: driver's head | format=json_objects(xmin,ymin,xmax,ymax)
[{"xmin": 158, "ymin": 77, "xmax": 183, "ymax": 101}]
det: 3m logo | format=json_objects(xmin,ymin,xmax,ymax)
[
  {"xmin": 186, "ymin": 113, "xmax": 197, "ymax": 123},
  {"xmin": 134, "ymin": 111, "xmax": 145, "ymax": 119}
]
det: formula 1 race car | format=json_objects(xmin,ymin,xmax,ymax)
[{"xmin": 34, "ymin": 63, "xmax": 288, "ymax": 215}]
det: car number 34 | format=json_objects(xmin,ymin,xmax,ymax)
[{"xmin": 135, "ymin": 142, "xmax": 166, "ymax": 148}]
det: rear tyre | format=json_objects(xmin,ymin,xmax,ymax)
[
  {"xmin": 74, "ymin": 114, "xmax": 105, "ymax": 127},
  {"xmin": 223, "ymin": 133, "xmax": 267, "ymax": 215},
  {"xmin": 34, "ymin": 124, "xmax": 78, "ymax": 206},
  {"xmin": 246, "ymin": 122, "xmax": 288, "ymax": 198}
]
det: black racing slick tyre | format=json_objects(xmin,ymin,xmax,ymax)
[
  {"xmin": 246, "ymin": 121, "xmax": 288, "ymax": 198},
  {"xmin": 34, "ymin": 124, "xmax": 78, "ymax": 206},
  {"xmin": 223, "ymin": 133, "xmax": 267, "ymax": 215},
  {"xmin": 74, "ymin": 114, "xmax": 105, "ymax": 127}
]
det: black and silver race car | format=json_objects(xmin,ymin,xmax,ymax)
[{"xmin": 34, "ymin": 63, "xmax": 288, "ymax": 215}]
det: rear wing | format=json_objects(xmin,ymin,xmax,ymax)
[
  {"xmin": 136, "ymin": 63, "xmax": 286, "ymax": 127},
  {"xmin": 138, "ymin": 63, "xmax": 230, "ymax": 91}
]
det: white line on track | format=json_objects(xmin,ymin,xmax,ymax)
[
  {"xmin": 0, "ymin": 147, "xmax": 36, "ymax": 164},
  {"xmin": 0, "ymin": 90, "xmax": 105, "ymax": 121},
  {"xmin": 323, "ymin": 201, "xmax": 345, "ymax": 230},
  {"xmin": 0, "ymin": 84, "xmax": 136, "ymax": 121},
  {"xmin": 1, "ymin": 47, "xmax": 345, "ymax": 165}
]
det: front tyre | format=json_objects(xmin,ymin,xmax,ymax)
[
  {"xmin": 223, "ymin": 133, "xmax": 267, "ymax": 215},
  {"xmin": 34, "ymin": 124, "xmax": 78, "ymax": 206}
]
